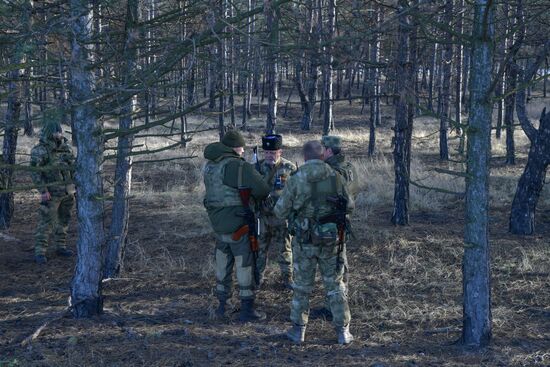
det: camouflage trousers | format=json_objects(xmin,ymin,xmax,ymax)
[
  {"xmin": 214, "ymin": 233, "xmax": 255, "ymax": 301},
  {"xmin": 291, "ymin": 238, "xmax": 351, "ymax": 328},
  {"xmin": 258, "ymin": 219, "xmax": 293, "ymax": 278},
  {"xmin": 35, "ymin": 194, "xmax": 74, "ymax": 256},
  {"xmin": 324, "ymin": 242, "xmax": 349, "ymax": 310}
]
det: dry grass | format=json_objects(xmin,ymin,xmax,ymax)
[{"xmin": 1, "ymin": 98, "xmax": 550, "ymax": 366}]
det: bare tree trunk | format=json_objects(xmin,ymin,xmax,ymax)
[
  {"xmin": 264, "ymin": 0, "xmax": 278, "ymax": 134},
  {"xmin": 503, "ymin": 2, "xmax": 518, "ymax": 165},
  {"xmin": 368, "ymin": 6, "xmax": 380, "ymax": 156},
  {"xmin": 455, "ymin": 0, "xmax": 464, "ymax": 146},
  {"xmin": 509, "ymin": 16, "xmax": 550, "ymax": 234},
  {"xmin": 504, "ymin": 65, "xmax": 517, "ymax": 165},
  {"xmin": 462, "ymin": 0, "xmax": 494, "ymax": 348},
  {"xmin": 0, "ymin": 67, "xmax": 21, "ymax": 230},
  {"xmin": 69, "ymin": 0, "xmax": 105, "ymax": 318},
  {"xmin": 495, "ymin": 3, "xmax": 507, "ymax": 141},
  {"xmin": 228, "ymin": 0, "xmax": 236, "ymax": 128},
  {"xmin": 427, "ymin": 42, "xmax": 437, "ymax": 112},
  {"xmin": 0, "ymin": 0, "xmax": 31, "ymax": 229},
  {"xmin": 510, "ymin": 109, "xmax": 550, "ymax": 235},
  {"xmin": 322, "ymin": 0, "xmax": 335, "ymax": 135},
  {"xmin": 391, "ymin": 0, "xmax": 414, "ymax": 226},
  {"xmin": 241, "ymin": 0, "xmax": 254, "ymax": 129},
  {"xmin": 439, "ymin": 0, "xmax": 453, "ymax": 161},
  {"xmin": 104, "ymin": 0, "xmax": 139, "ymax": 279}
]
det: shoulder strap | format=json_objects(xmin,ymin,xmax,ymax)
[{"xmin": 237, "ymin": 160, "xmax": 244, "ymax": 188}]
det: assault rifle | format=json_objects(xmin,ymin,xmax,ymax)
[
  {"xmin": 237, "ymin": 186, "xmax": 261, "ymax": 286},
  {"xmin": 318, "ymin": 195, "xmax": 351, "ymax": 271}
]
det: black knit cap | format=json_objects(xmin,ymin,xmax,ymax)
[
  {"xmin": 262, "ymin": 134, "xmax": 283, "ymax": 151},
  {"xmin": 221, "ymin": 130, "xmax": 246, "ymax": 148}
]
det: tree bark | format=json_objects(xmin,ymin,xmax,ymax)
[
  {"xmin": 439, "ymin": 0, "xmax": 453, "ymax": 161},
  {"xmin": 391, "ymin": 0, "xmax": 414, "ymax": 226},
  {"xmin": 368, "ymin": 7, "xmax": 380, "ymax": 156},
  {"xmin": 264, "ymin": 0, "xmax": 279, "ymax": 134},
  {"xmin": 462, "ymin": 0, "xmax": 494, "ymax": 348},
  {"xmin": 509, "ymin": 30, "xmax": 550, "ymax": 234},
  {"xmin": 509, "ymin": 109, "xmax": 550, "ymax": 235},
  {"xmin": 322, "ymin": 0, "xmax": 335, "ymax": 135},
  {"xmin": 69, "ymin": 0, "xmax": 105, "ymax": 318},
  {"xmin": 104, "ymin": 0, "xmax": 139, "ymax": 279}
]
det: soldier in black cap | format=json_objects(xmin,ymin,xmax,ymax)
[{"xmin": 256, "ymin": 134, "xmax": 297, "ymax": 288}]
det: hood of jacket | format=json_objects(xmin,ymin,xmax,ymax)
[{"xmin": 204, "ymin": 142, "xmax": 243, "ymax": 162}]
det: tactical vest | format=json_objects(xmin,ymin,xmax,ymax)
[
  {"xmin": 203, "ymin": 157, "xmax": 243, "ymax": 208},
  {"xmin": 295, "ymin": 172, "xmax": 343, "ymax": 245},
  {"xmin": 294, "ymin": 172, "xmax": 343, "ymax": 221}
]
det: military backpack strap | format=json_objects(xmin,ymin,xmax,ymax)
[{"xmin": 237, "ymin": 160, "xmax": 244, "ymax": 188}]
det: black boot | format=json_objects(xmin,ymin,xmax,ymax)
[
  {"xmin": 215, "ymin": 298, "xmax": 227, "ymax": 318},
  {"xmin": 239, "ymin": 299, "xmax": 266, "ymax": 322}
]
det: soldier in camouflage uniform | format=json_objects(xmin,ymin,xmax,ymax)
[
  {"xmin": 203, "ymin": 130, "xmax": 270, "ymax": 322},
  {"xmin": 31, "ymin": 109, "xmax": 76, "ymax": 264},
  {"xmin": 313, "ymin": 135, "xmax": 359, "ymax": 319},
  {"xmin": 322, "ymin": 136, "xmax": 359, "ymax": 198},
  {"xmin": 256, "ymin": 134, "xmax": 297, "ymax": 288},
  {"xmin": 274, "ymin": 141, "xmax": 354, "ymax": 345}
]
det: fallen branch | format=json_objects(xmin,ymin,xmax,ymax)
[{"xmin": 20, "ymin": 311, "xmax": 69, "ymax": 347}]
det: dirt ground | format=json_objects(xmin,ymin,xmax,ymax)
[{"xmin": 1, "ymin": 100, "xmax": 549, "ymax": 366}]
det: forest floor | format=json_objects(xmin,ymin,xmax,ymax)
[{"xmin": 1, "ymin": 98, "xmax": 550, "ymax": 366}]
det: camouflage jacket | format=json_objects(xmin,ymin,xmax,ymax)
[
  {"xmin": 30, "ymin": 137, "xmax": 75, "ymax": 196},
  {"xmin": 257, "ymin": 157, "xmax": 296, "ymax": 219},
  {"xmin": 325, "ymin": 154, "xmax": 359, "ymax": 198},
  {"xmin": 203, "ymin": 142, "xmax": 270, "ymax": 234},
  {"xmin": 274, "ymin": 159, "xmax": 354, "ymax": 227}
]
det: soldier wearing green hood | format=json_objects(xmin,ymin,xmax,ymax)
[
  {"xmin": 30, "ymin": 109, "xmax": 76, "ymax": 264},
  {"xmin": 256, "ymin": 134, "xmax": 297, "ymax": 289},
  {"xmin": 274, "ymin": 140, "xmax": 354, "ymax": 345},
  {"xmin": 203, "ymin": 130, "xmax": 270, "ymax": 322}
]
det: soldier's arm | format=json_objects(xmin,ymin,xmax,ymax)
[
  {"xmin": 30, "ymin": 146, "xmax": 48, "ymax": 192},
  {"xmin": 223, "ymin": 160, "xmax": 270, "ymax": 200},
  {"xmin": 274, "ymin": 176, "xmax": 296, "ymax": 219}
]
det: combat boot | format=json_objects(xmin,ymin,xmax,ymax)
[
  {"xmin": 286, "ymin": 323, "xmax": 306, "ymax": 344},
  {"xmin": 335, "ymin": 325, "xmax": 354, "ymax": 345},
  {"xmin": 34, "ymin": 255, "xmax": 47, "ymax": 264},
  {"xmin": 238, "ymin": 299, "xmax": 266, "ymax": 322},
  {"xmin": 215, "ymin": 298, "xmax": 227, "ymax": 318},
  {"xmin": 56, "ymin": 248, "xmax": 74, "ymax": 257}
]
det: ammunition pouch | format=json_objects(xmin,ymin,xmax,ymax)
[
  {"xmin": 311, "ymin": 221, "xmax": 338, "ymax": 245},
  {"xmin": 292, "ymin": 218, "xmax": 338, "ymax": 245}
]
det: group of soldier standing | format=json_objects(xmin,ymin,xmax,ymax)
[
  {"xmin": 202, "ymin": 130, "xmax": 358, "ymax": 345},
  {"xmin": 23, "ymin": 113, "xmax": 358, "ymax": 345}
]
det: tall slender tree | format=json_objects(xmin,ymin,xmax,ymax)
[
  {"xmin": 462, "ymin": 0, "xmax": 494, "ymax": 347},
  {"xmin": 69, "ymin": 0, "xmax": 105, "ymax": 318}
]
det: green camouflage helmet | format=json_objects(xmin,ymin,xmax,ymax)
[
  {"xmin": 41, "ymin": 108, "xmax": 63, "ymax": 139},
  {"xmin": 321, "ymin": 135, "xmax": 342, "ymax": 150}
]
